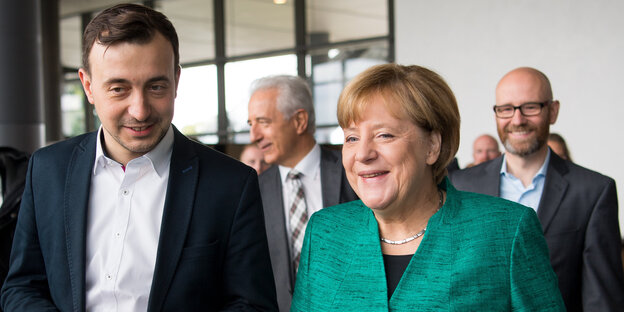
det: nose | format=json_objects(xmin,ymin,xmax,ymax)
[
  {"xmin": 128, "ymin": 91, "xmax": 150, "ymax": 122},
  {"xmin": 509, "ymin": 107, "xmax": 527, "ymax": 125},
  {"xmin": 249, "ymin": 122, "xmax": 262, "ymax": 143},
  {"xmin": 354, "ymin": 138, "xmax": 377, "ymax": 163}
]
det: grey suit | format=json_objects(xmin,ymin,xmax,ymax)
[
  {"xmin": 258, "ymin": 147, "xmax": 357, "ymax": 312},
  {"xmin": 449, "ymin": 151, "xmax": 624, "ymax": 312}
]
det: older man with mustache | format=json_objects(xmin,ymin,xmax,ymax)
[{"xmin": 450, "ymin": 67, "xmax": 624, "ymax": 312}]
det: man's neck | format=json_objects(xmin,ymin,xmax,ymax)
[
  {"xmin": 280, "ymin": 135, "xmax": 316, "ymax": 168},
  {"xmin": 504, "ymin": 146, "xmax": 549, "ymax": 187}
]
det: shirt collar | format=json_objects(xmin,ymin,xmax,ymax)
[
  {"xmin": 93, "ymin": 125, "xmax": 174, "ymax": 177},
  {"xmin": 278, "ymin": 144, "xmax": 321, "ymax": 182},
  {"xmin": 500, "ymin": 148, "xmax": 551, "ymax": 179}
]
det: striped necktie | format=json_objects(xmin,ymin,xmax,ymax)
[{"xmin": 287, "ymin": 170, "xmax": 308, "ymax": 271}]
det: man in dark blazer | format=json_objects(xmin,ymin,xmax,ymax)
[
  {"xmin": 1, "ymin": 4, "xmax": 277, "ymax": 311},
  {"xmin": 248, "ymin": 76, "xmax": 357, "ymax": 311},
  {"xmin": 450, "ymin": 67, "xmax": 623, "ymax": 311}
]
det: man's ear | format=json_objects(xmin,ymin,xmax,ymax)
[
  {"xmin": 292, "ymin": 109, "xmax": 309, "ymax": 135},
  {"xmin": 174, "ymin": 65, "xmax": 181, "ymax": 98},
  {"xmin": 549, "ymin": 100, "xmax": 560, "ymax": 124},
  {"xmin": 78, "ymin": 68, "xmax": 95, "ymax": 105}
]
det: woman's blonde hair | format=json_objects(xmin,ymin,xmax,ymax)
[{"xmin": 337, "ymin": 64, "xmax": 460, "ymax": 184}]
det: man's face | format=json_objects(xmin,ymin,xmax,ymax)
[
  {"xmin": 79, "ymin": 33, "xmax": 179, "ymax": 164},
  {"xmin": 240, "ymin": 145, "xmax": 270, "ymax": 175},
  {"xmin": 495, "ymin": 71, "xmax": 559, "ymax": 157},
  {"xmin": 472, "ymin": 136, "xmax": 500, "ymax": 165},
  {"xmin": 247, "ymin": 88, "xmax": 300, "ymax": 167}
]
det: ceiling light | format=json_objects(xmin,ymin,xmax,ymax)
[
  {"xmin": 274, "ymin": 0, "xmax": 287, "ymax": 4},
  {"xmin": 328, "ymin": 48, "xmax": 340, "ymax": 59}
]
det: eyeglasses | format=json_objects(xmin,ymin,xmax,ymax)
[{"xmin": 493, "ymin": 101, "xmax": 551, "ymax": 118}]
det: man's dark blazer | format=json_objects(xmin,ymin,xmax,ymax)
[
  {"xmin": 1, "ymin": 128, "xmax": 278, "ymax": 311},
  {"xmin": 449, "ymin": 151, "xmax": 624, "ymax": 312},
  {"xmin": 258, "ymin": 147, "xmax": 357, "ymax": 312}
]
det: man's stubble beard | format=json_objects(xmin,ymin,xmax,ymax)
[{"xmin": 499, "ymin": 121, "xmax": 549, "ymax": 158}]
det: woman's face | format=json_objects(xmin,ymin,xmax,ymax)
[{"xmin": 342, "ymin": 95, "xmax": 440, "ymax": 212}]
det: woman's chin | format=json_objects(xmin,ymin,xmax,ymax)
[{"xmin": 361, "ymin": 198, "xmax": 390, "ymax": 211}]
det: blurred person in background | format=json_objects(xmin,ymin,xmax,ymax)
[
  {"xmin": 247, "ymin": 75, "xmax": 357, "ymax": 311},
  {"xmin": 240, "ymin": 144, "xmax": 270, "ymax": 174},
  {"xmin": 0, "ymin": 147, "xmax": 29, "ymax": 297},
  {"xmin": 467, "ymin": 134, "xmax": 501, "ymax": 167},
  {"xmin": 548, "ymin": 132, "xmax": 572, "ymax": 161}
]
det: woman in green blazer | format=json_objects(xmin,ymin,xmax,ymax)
[{"xmin": 291, "ymin": 64, "xmax": 564, "ymax": 311}]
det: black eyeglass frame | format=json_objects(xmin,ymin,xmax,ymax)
[{"xmin": 492, "ymin": 100, "xmax": 552, "ymax": 118}]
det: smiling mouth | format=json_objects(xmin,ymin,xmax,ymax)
[
  {"xmin": 360, "ymin": 171, "xmax": 388, "ymax": 178},
  {"xmin": 125, "ymin": 124, "xmax": 154, "ymax": 135},
  {"xmin": 130, "ymin": 126, "xmax": 150, "ymax": 131}
]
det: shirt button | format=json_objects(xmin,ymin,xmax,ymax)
[
  {"xmin": 122, "ymin": 189, "xmax": 129, "ymax": 196},
  {"xmin": 106, "ymin": 274, "xmax": 112, "ymax": 280},
  {"xmin": 115, "ymin": 232, "xmax": 121, "ymax": 238}
]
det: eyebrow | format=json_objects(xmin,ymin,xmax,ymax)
[
  {"xmin": 496, "ymin": 101, "xmax": 545, "ymax": 106},
  {"xmin": 146, "ymin": 76, "xmax": 171, "ymax": 84},
  {"xmin": 103, "ymin": 75, "xmax": 171, "ymax": 86}
]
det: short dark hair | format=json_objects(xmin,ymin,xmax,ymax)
[{"xmin": 81, "ymin": 3, "xmax": 179, "ymax": 74}]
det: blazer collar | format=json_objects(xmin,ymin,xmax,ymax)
[
  {"xmin": 536, "ymin": 150, "xmax": 569, "ymax": 233},
  {"xmin": 147, "ymin": 126, "xmax": 199, "ymax": 311},
  {"xmin": 64, "ymin": 132, "xmax": 98, "ymax": 311}
]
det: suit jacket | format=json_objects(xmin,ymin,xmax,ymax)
[
  {"xmin": 1, "ymin": 128, "xmax": 278, "ymax": 311},
  {"xmin": 291, "ymin": 179, "xmax": 565, "ymax": 311},
  {"xmin": 449, "ymin": 151, "xmax": 624, "ymax": 312},
  {"xmin": 258, "ymin": 146, "xmax": 357, "ymax": 312}
]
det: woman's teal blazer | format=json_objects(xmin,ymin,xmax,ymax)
[{"xmin": 291, "ymin": 179, "xmax": 564, "ymax": 311}]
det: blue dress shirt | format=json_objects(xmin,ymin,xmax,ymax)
[{"xmin": 500, "ymin": 150, "xmax": 551, "ymax": 212}]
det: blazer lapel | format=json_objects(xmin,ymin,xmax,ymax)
[
  {"xmin": 64, "ymin": 133, "xmax": 97, "ymax": 312},
  {"xmin": 320, "ymin": 148, "xmax": 341, "ymax": 207},
  {"xmin": 333, "ymin": 207, "xmax": 388, "ymax": 310},
  {"xmin": 392, "ymin": 181, "xmax": 455, "ymax": 309},
  {"xmin": 261, "ymin": 166, "xmax": 295, "ymax": 290},
  {"xmin": 536, "ymin": 153, "xmax": 569, "ymax": 234},
  {"xmin": 147, "ymin": 129, "xmax": 198, "ymax": 311},
  {"xmin": 482, "ymin": 156, "xmax": 504, "ymax": 197}
]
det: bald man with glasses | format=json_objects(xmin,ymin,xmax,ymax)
[{"xmin": 450, "ymin": 67, "xmax": 623, "ymax": 312}]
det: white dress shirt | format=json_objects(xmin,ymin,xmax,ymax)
[
  {"xmin": 279, "ymin": 144, "xmax": 322, "ymax": 258},
  {"xmin": 85, "ymin": 126, "xmax": 173, "ymax": 312}
]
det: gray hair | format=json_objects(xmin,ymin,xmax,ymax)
[{"xmin": 250, "ymin": 75, "xmax": 316, "ymax": 134}]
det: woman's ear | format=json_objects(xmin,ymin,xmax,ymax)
[{"xmin": 426, "ymin": 130, "xmax": 442, "ymax": 166}]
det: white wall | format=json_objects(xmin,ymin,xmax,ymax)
[{"xmin": 395, "ymin": 0, "xmax": 624, "ymax": 235}]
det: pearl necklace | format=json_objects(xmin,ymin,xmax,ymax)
[{"xmin": 380, "ymin": 189, "xmax": 443, "ymax": 245}]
